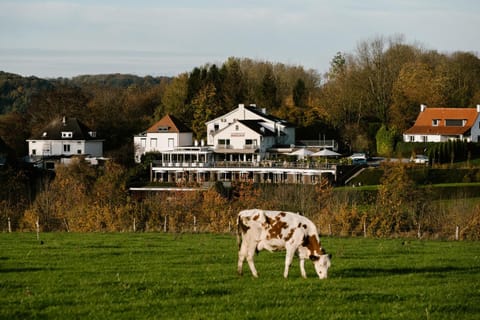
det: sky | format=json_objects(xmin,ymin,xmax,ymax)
[{"xmin": 1, "ymin": 0, "xmax": 479, "ymax": 79}]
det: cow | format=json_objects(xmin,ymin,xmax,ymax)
[{"xmin": 237, "ymin": 209, "xmax": 331, "ymax": 279}]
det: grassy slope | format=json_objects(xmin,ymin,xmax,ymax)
[{"xmin": 1, "ymin": 233, "xmax": 479, "ymax": 319}]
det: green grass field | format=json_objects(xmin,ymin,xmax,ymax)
[{"xmin": 1, "ymin": 233, "xmax": 479, "ymax": 319}]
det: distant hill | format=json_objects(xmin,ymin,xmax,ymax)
[
  {"xmin": 64, "ymin": 73, "xmax": 171, "ymax": 88},
  {"xmin": 0, "ymin": 71, "xmax": 172, "ymax": 115},
  {"xmin": 0, "ymin": 71, "xmax": 53, "ymax": 114}
]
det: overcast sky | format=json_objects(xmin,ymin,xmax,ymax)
[{"xmin": 1, "ymin": 0, "xmax": 479, "ymax": 79}]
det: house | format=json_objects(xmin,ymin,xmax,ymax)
[
  {"xmin": 403, "ymin": 104, "xmax": 480, "ymax": 143},
  {"xmin": 213, "ymin": 119, "xmax": 279, "ymax": 162},
  {"xmin": 206, "ymin": 103, "xmax": 295, "ymax": 161},
  {"xmin": 133, "ymin": 114, "xmax": 193, "ymax": 163},
  {"xmin": 206, "ymin": 104, "xmax": 295, "ymax": 147},
  {"xmin": 27, "ymin": 117, "xmax": 103, "ymax": 163}
]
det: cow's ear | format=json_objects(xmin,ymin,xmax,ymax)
[{"xmin": 310, "ymin": 255, "xmax": 320, "ymax": 261}]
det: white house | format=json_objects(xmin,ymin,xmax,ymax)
[
  {"xmin": 133, "ymin": 114, "xmax": 193, "ymax": 163},
  {"xmin": 403, "ymin": 104, "xmax": 480, "ymax": 143},
  {"xmin": 206, "ymin": 103, "xmax": 295, "ymax": 147},
  {"xmin": 27, "ymin": 116, "xmax": 103, "ymax": 159},
  {"xmin": 213, "ymin": 119, "xmax": 279, "ymax": 162}
]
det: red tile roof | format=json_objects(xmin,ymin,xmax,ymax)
[
  {"xmin": 404, "ymin": 107, "xmax": 479, "ymax": 135},
  {"xmin": 146, "ymin": 114, "xmax": 191, "ymax": 133}
]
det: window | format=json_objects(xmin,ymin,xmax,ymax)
[
  {"xmin": 432, "ymin": 119, "xmax": 439, "ymax": 126},
  {"xmin": 445, "ymin": 119, "xmax": 464, "ymax": 127},
  {"xmin": 218, "ymin": 139, "xmax": 230, "ymax": 146},
  {"xmin": 235, "ymin": 125, "xmax": 239, "ymax": 130},
  {"xmin": 32, "ymin": 149, "xmax": 36, "ymax": 155},
  {"xmin": 63, "ymin": 144, "xmax": 71, "ymax": 152},
  {"xmin": 141, "ymin": 138, "xmax": 146, "ymax": 147},
  {"xmin": 61, "ymin": 131, "xmax": 73, "ymax": 138},
  {"xmin": 150, "ymin": 138, "xmax": 157, "ymax": 148},
  {"xmin": 77, "ymin": 149, "xmax": 82, "ymax": 154},
  {"xmin": 422, "ymin": 136, "xmax": 427, "ymax": 143},
  {"xmin": 214, "ymin": 124, "xmax": 219, "ymax": 131},
  {"xmin": 168, "ymin": 138, "xmax": 174, "ymax": 148},
  {"xmin": 157, "ymin": 126, "xmax": 169, "ymax": 132},
  {"xmin": 409, "ymin": 136, "xmax": 414, "ymax": 142}
]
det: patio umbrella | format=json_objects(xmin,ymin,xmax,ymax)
[
  {"xmin": 312, "ymin": 149, "xmax": 341, "ymax": 157},
  {"xmin": 287, "ymin": 148, "xmax": 314, "ymax": 160}
]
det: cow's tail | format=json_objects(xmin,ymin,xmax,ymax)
[{"xmin": 236, "ymin": 215, "xmax": 243, "ymax": 250}]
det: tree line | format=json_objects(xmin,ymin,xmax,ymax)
[{"xmin": 1, "ymin": 34, "xmax": 480, "ymax": 237}]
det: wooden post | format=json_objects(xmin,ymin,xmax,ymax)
[
  {"xmin": 7, "ymin": 217, "xmax": 11, "ymax": 233},
  {"xmin": 455, "ymin": 225, "xmax": 459, "ymax": 241},
  {"xmin": 417, "ymin": 223, "xmax": 421, "ymax": 239},
  {"xmin": 328, "ymin": 224, "xmax": 332, "ymax": 236},
  {"xmin": 193, "ymin": 216, "xmax": 197, "ymax": 232},
  {"xmin": 133, "ymin": 217, "xmax": 136, "ymax": 232},
  {"xmin": 164, "ymin": 215, "xmax": 168, "ymax": 233},
  {"xmin": 36, "ymin": 218, "xmax": 40, "ymax": 241},
  {"xmin": 363, "ymin": 221, "xmax": 367, "ymax": 238}
]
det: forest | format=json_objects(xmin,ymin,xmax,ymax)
[{"xmin": 1, "ymin": 35, "xmax": 480, "ymax": 236}]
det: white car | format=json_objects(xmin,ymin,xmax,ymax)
[{"xmin": 411, "ymin": 155, "xmax": 429, "ymax": 164}]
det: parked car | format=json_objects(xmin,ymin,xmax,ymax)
[
  {"xmin": 350, "ymin": 153, "xmax": 367, "ymax": 165},
  {"xmin": 411, "ymin": 154, "xmax": 429, "ymax": 164}
]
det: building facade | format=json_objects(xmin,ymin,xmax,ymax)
[{"xmin": 403, "ymin": 104, "xmax": 480, "ymax": 143}]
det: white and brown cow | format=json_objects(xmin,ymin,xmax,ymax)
[{"xmin": 237, "ymin": 209, "xmax": 331, "ymax": 279}]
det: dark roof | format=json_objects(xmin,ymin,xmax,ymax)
[
  {"xmin": 30, "ymin": 117, "xmax": 100, "ymax": 140},
  {"xmin": 245, "ymin": 106, "xmax": 294, "ymax": 127},
  {"xmin": 146, "ymin": 114, "xmax": 191, "ymax": 133},
  {"xmin": 238, "ymin": 120, "xmax": 279, "ymax": 136}
]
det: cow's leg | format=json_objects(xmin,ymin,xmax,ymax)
[
  {"xmin": 283, "ymin": 247, "xmax": 295, "ymax": 278},
  {"xmin": 299, "ymin": 258, "xmax": 307, "ymax": 278},
  {"xmin": 237, "ymin": 241, "xmax": 247, "ymax": 276},
  {"xmin": 238, "ymin": 240, "xmax": 258, "ymax": 277}
]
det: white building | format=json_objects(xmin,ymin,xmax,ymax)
[
  {"xmin": 206, "ymin": 103, "xmax": 295, "ymax": 147},
  {"xmin": 27, "ymin": 116, "xmax": 103, "ymax": 159},
  {"xmin": 403, "ymin": 104, "xmax": 480, "ymax": 143},
  {"xmin": 133, "ymin": 114, "xmax": 193, "ymax": 163}
]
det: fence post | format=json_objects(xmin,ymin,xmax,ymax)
[
  {"xmin": 36, "ymin": 218, "xmax": 40, "ymax": 241},
  {"xmin": 328, "ymin": 224, "xmax": 332, "ymax": 236},
  {"xmin": 363, "ymin": 221, "xmax": 367, "ymax": 238},
  {"xmin": 164, "ymin": 215, "xmax": 168, "ymax": 233},
  {"xmin": 133, "ymin": 217, "xmax": 136, "ymax": 232},
  {"xmin": 455, "ymin": 225, "xmax": 459, "ymax": 241},
  {"xmin": 193, "ymin": 216, "xmax": 197, "ymax": 232},
  {"xmin": 8, "ymin": 217, "xmax": 11, "ymax": 233},
  {"xmin": 417, "ymin": 223, "xmax": 421, "ymax": 239}
]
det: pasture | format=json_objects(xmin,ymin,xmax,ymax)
[{"xmin": 1, "ymin": 233, "xmax": 479, "ymax": 319}]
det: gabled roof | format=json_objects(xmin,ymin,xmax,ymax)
[
  {"xmin": 30, "ymin": 117, "xmax": 100, "ymax": 140},
  {"xmin": 205, "ymin": 104, "xmax": 294, "ymax": 127},
  {"xmin": 404, "ymin": 107, "xmax": 479, "ymax": 135},
  {"xmin": 146, "ymin": 114, "xmax": 191, "ymax": 133},
  {"xmin": 244, "ymin": 106, "xmax": 294, "ymax": 127},
  {"xmin": 238, "ymin": 120, "xmax": 278, "ymax": 136}
]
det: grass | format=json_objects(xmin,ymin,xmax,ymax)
[{"xmin": 1, "ymin": 233, "xmax": 479, "ymax": 319}]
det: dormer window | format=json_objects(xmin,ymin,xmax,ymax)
[
  {"xmin": 157, "ymin": 126, "xmax": 169, "ymax": 132},
  {"xmin": 445, "ymin": 119, "xmax": 464, "ymax": 127},
  {"xmin": 89, "ymin": 131, "xmax": 96, "ymax": 138},
  {"xmin": 432, "ymin": 119, "xmax": 439, "ymax": 126},
  {"xmin": 61, "ymin": 131, "xmax": 73, "ymax": 138}
]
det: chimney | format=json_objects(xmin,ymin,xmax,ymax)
[
  {"xmin": 477, "ymin": 104, "xmax": 480, "ymax": 113},
  {"xmin": 420, "ymin": 104, "xmax": 427, "ymax": 112},
  {"xmin": 62, "ymin": 116, "xmax": 66, "ymax": 125}
]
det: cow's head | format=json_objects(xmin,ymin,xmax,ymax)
[{"xmin": 312, "ymin": 253, "xmax": 332, "ymax": 279}]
